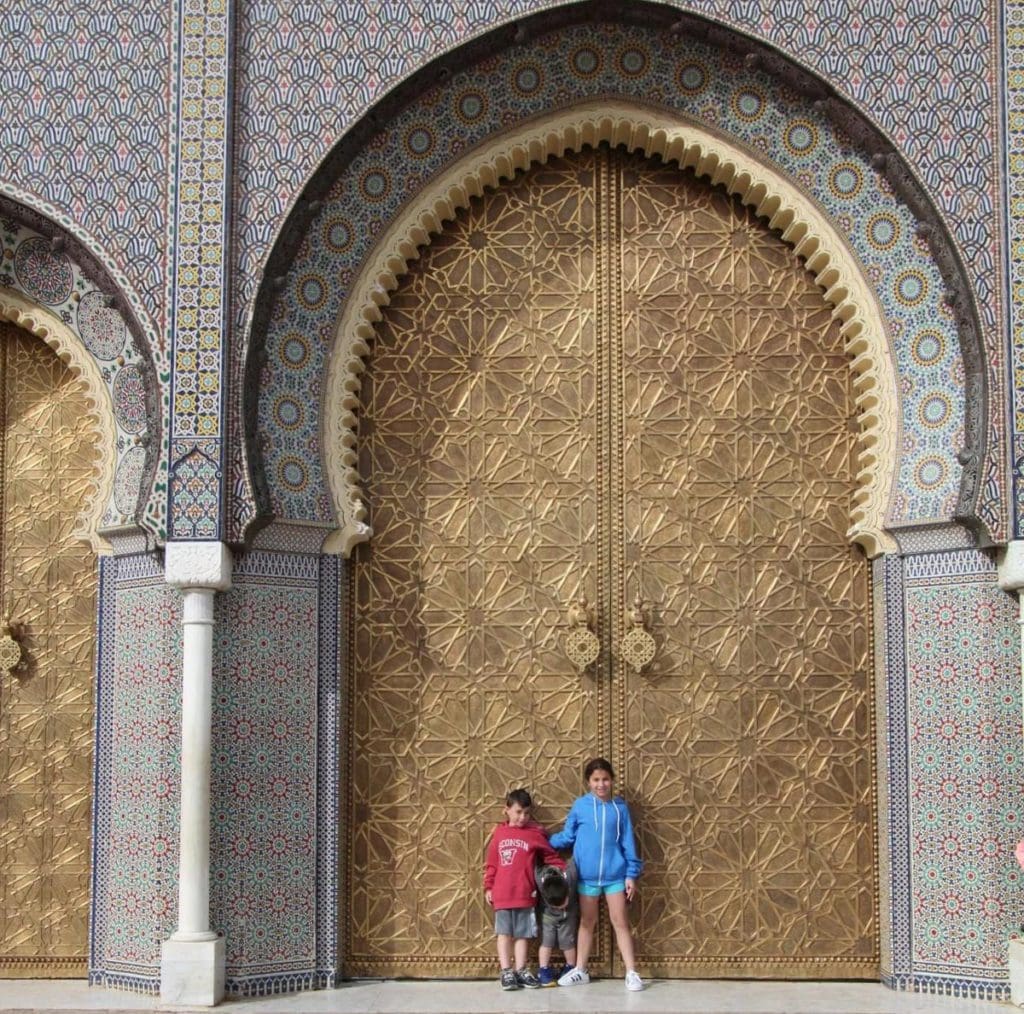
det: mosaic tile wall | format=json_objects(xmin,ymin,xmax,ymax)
[
  {"xmin": 167, "ymin": 0, "xmax": 232, "ymax": 541},
  {"xmin": 90, "ymin": 555, "xmax": 181, "ymax": 992},
  {"xmin": 0, "ymin": 3, "xmax": 171, "ymax": 333},
  {"xmin": 257, "ymin": 18, "xmax": 972, "ymax": 539},
  {"xmin": 1002, "ymin": 0, "xmax": 1024, "ymax": 529},
  {"xmin": 0, "ymin": 0, "xmax": 1008, "ymax": 543},
  {"xmin": 0, "ymin": 0, "xmax": 1008, "ymax": 542},
  {"xmin": 209, "ymin": 552, "xmax": 335, "ymax": 994},
  {"xmin": 90, "ymin": 550, "xmax": 342, "ymax": 995},
  {"xmin": 878, "ymin": 549, "xmax": 1024, "ymax": 999}
]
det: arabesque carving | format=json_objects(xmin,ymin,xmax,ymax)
[
  {"xmin": 0, "ymin": 289, "xmax": 116, "ymax": 553},
  {"xmin": 324, "ymin": 101, "xmax": 899, "ymax": 557}
]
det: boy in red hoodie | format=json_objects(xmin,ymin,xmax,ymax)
[{"xmin": 483, "ymin": 788, "xmax": 564, "ymax": 990}]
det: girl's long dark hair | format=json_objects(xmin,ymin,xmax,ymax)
[{"xmin": 584, "ymin": 757, "xmax": 614, "ymax": 781}]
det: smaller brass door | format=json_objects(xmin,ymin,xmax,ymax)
[{"xmin": 0, "ymin": 322, "xmax": 98, "ymax": 977}]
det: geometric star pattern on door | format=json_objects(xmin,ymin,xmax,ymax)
[
  {"xmin": 346, "ymin": 149, "xmax": 875, "ymax": 978},
  {"xmin": 0, "ymin": 322, "xmax": 98, "ymax": 976}
]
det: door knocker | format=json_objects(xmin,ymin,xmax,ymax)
[
  {"xmin": 620, "ymin": 596, "xmax": 656, "ymax": 673},
  {"xmin": 0, "ymin": 618, "xmax": 22, "ymax": 678},
  {"xmin": 564, "ymin": 594, "xmax": 600, "ymax": 671}
]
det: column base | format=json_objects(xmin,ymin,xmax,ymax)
[
  {"xmin": 160, "ymin": 935, "xmax": 225, "ymax": 1006},
  {"xmin": 1010, "ymin": 939, "xmax": 1024, "ymax": 1006}
]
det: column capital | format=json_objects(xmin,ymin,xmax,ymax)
[
  {"xmin": 165, "ymin": 541, "xmax": 233, "ymax": 592},
  {"xmin": 998, "ymin": 541, "xmax": 1024, "ymax": 594}
]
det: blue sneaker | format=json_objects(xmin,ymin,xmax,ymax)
[{"xmin": 538, "ymin": 965, "xmax": 555, "ymax": 986}]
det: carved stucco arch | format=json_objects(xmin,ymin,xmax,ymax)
[
  {"xmin": 0, "ymin": 288, "xmax": 117, "ymax": 553},
  {"xmin": 323, "ymin": 101, "xmax": 899, "ymax": 558}
]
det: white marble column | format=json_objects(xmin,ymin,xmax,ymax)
[
  {"xmin": 160, "ymin": 541, "xmax": 232, "ymax": 1006},
  {"xmin": 998, "ymin": 541, "xmax": 1024, "ymax": 1007}
]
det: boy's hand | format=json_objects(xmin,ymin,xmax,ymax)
[
  {"xmin": 485, "ymin": 889, "xmax": 493, "ymax": 906},
  {"xmin": 625, "ymin": 878, "xmax": 637, "ymax": 902}
]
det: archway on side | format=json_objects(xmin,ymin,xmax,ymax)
[
  {"xmin": 0, "ymin": 195, "xmax": 163, "ymax": 546},
  {"xmin": 341, "ymin": 145, "xmax": 876, "ymax": 980}
]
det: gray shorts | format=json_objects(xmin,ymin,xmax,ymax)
[
  {"xmin": 494, "ymin": 907, "xmax": 536, "ymax": 939},
  {"xmin": 540, "ymin": 911, "xmax": 578, "ymax": 950}
]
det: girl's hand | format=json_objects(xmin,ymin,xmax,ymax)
[
  {"xmin": 485, "ymin": 889, "xmax": 493, "ymax": 906},
  {"xmin": 625, "ymin": 878, "xmax": 637, "ymax": 902}
]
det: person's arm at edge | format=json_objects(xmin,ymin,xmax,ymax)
[
  {"xmin": 620, "ymin": 800, "xmax": 643, "ymax": 900},
  {"xmin": 548, "ymin": 801, "xmax": 578, "ymax": 850}
]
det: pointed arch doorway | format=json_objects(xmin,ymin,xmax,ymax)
[{"xmin": 343, "ymin": 146, "xmax": 876, "ymax": 980}]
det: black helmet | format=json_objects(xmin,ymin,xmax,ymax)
[{"xmin": 537, "ymin": 865, "xmax": 569, "ymax": 906}]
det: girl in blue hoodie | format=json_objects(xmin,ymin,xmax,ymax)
[{"xmin": 548, "ymin": 757, "xmax": 644, "ymax": 991}]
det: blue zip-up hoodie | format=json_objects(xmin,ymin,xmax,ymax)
[{"xmin": 549, "ymin": 793, "xmax": 643, "ymax": 885}]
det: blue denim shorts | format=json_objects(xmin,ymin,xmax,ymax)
[{"xmin": 578, "ymin": 879, "xmax": 626, "ymax": 896}]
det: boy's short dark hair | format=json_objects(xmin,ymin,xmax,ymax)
[
  {"xmin": 538, "ymin": 865, "xmax": 568, "ymax": 906},
  {"xmin": 584, "ymin": 756, "xmax": 615, "ymax": 780},
  {"xmin": 506, "ymin": 787, "xmax": 532, "ymax": 808}
]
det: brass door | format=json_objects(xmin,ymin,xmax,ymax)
[
  {"xmin": 0, "ymin": 322, "xmax": 98, "ymax": 977},
  {"xmin": 345, "ymin": 148, "xmax": 875, "ymax": 979}
]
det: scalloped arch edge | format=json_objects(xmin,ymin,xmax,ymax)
[
  {"xmin": 0, "ymin": 288, "xmax": 118, "ymax": 554},
  {"xmin": 323, "ymin": 102, "xmax": 901, "ymax": 558}
]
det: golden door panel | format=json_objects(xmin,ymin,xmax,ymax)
[
  {"xmin": 0, "ymin": 322, "xmax": 98, "ymax": 977},
  {"xmin": 345, "ymin": 153, "xmax": 607, "ymax": 977},
  {"xmin": 614, "ymin": 154, "xmax": 875, "ymax": 977},
  {"xmin": 345, "ymin": 147, "xmax": 875, "ymax": 979}
]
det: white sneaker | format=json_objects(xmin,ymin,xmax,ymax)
[
  {"xmin": 625, "ymin": 969, "xmax": 644, "ymax": 991},
  {"xmin": 558, "ymin": 966, "xmax": 590, "ymax": 986}
]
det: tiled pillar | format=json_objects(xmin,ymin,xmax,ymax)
[
  {"xmin": 998, "ymin": 540, "xmax": 1024, "ymax": 1007},
  {"xmin": 160, "ymin": 541, "xmax": 232, "ymax": 1006}
]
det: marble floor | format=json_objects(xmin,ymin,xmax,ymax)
[{"xmin": 0, "ymin": 979, "xmax": 1014, "ymax": 1014}]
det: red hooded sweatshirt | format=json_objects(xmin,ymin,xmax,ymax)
[{"xmin": 484, "ymin": 821, "xmax": 564, "ymax": 910}]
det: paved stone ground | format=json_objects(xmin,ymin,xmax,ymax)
[{"xmin": 0, "ymin": 979, "xmax": 1012, "ymax": 1014}]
